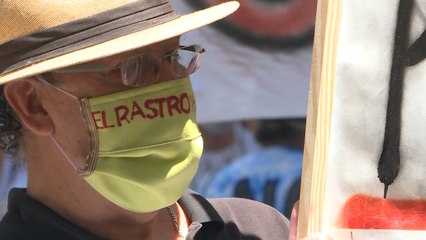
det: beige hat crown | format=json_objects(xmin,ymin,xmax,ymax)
[
  {"xmin": 2, "ymin": 0, "xmax": 136, "ymax": 45},
  {"xmin": 0, "ymin": 0, "xmax": 239, "ymax": 83}
]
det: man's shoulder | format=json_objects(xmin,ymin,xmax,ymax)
[
  {"xmin": 0, "ymin": 211, "xmax": 61, "ymax": 240},
  {"xmin": 208, "ymin": 197, "xmax": 290, "ymax": 239},
  {"xmin": 181, "ymin": 190, "xmax": 290, "ymax": 239},
  {"xmin": 1, "ymin": 188, "xmax": 98, "ymax": 240},
  {"xmin": 209, "ymin": 196, "xmax": 289, "ymax": 222},
  {"xmin": 0, "ymin": 223, "xmax": 57, "ymax": 240}
]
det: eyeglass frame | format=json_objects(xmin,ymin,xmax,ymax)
[{"xmin": 49, "ymin": 44, "xmax": 205, "ymax": 87}]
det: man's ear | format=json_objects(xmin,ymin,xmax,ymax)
[{"xmin": 3, "ymin": 78, "xmax": 54, "ymax": 136}]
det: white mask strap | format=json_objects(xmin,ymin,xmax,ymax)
[
  {"xmin": 36, "ymin": 75, "xmax": 79, "ymax": 100},
  {"xmin": 50, "ymin": 134, "xmax": 83, "ymax": 172},
  {"xmin": 35, "ymin": 76, "xmax": 90, "ymax": 174}
]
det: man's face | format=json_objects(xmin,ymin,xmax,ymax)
[{"xmin": 38, "ymin": 37, "xmax": 181, "ymax": 171}]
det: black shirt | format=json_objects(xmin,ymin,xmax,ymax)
[{"xmin": 0, "ymin": 188, "xmax": 289, "ymax": 239}]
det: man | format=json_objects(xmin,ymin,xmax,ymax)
[{"xmin": 0, "ymin": 1, "xmax": 293, "ymax": 239}]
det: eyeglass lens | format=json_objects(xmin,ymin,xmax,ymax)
[
  {"xmin": 120, "ymin": 45, "xmax": 204, "ymax": 87},
  {"xmin": 121, "ymin": 54, "xmax": 161, "ymax": 87}
]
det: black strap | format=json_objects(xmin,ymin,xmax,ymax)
[{"xmin": 406, "ymin": 29, "xmax": 426, "ymax": 66}]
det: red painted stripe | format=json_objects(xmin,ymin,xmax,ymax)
[{"xmin": 338, "ymin": 194, "xmax": 426, "ymax": 230}]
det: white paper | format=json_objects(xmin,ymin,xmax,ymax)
[{"xmin": 323, "ymin": 0, "xmax": 426, "ymax": 236}]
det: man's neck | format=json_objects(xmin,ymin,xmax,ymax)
[{"xmin": 26, "ymin": 137, "xmax": 178, "ymax": 240}]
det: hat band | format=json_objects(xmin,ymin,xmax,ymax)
[{"xmin": 0, "ymin": 0, "xmax": 179, "ymax": 75}]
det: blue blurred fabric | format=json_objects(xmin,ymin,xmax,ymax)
[
  {"xmin": 0, "ymin": 157, "xmax": 27, "ymax": 216},
  {"xmin": 199, "ymin": 146, "xmax": 302, "ymax": 216}
]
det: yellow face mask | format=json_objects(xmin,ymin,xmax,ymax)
[{"xmin": 46, "ymin": 77, "xmax": 203, "ymax": 213}]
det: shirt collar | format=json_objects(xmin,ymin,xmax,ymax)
[
  {"xmin": 178, "ymin": 189, "xmax": 225, "ymax": 238},
  {"xmin": 7, "ymin": 188, "xmax": 225, "ymax": 239}
]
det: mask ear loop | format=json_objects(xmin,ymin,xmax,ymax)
[
  {"xmin": 49, "ymin": 135, "xmax": 84, "ymax": 172},
  {"xmin": 36, "ymin": 76, "xmax": 97, "ymax": 175},
  {"xmin": 37, "ymin": 76, "xmax": 80, "ymax": 99}
]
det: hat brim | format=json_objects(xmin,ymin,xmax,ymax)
[{"xmin": 0, "ymin": 1, "xmax": 239, "ymax": 84}]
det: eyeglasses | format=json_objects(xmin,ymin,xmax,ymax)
[{"xmin": 52, "ymin": 45, "xmax": 205, "ymax": 87}]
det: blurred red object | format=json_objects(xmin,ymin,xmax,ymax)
[{"xmin": 338, "ymin": 194, "xmax": 426, "ymax": 230}]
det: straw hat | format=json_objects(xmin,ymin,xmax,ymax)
[{"xmin": 0, "ymin": 0, "xmax": 239, "ymax": 84}]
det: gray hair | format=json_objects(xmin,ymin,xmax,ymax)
[{"xmin": 0, "ymin": 87, "xmax": 27, "ymax": 166}]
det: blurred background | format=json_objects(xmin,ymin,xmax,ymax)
[
  {"xmin": 173, "ymin": 0, "xmax": 316, "ymax": 218},
  {"xmin": 175, "ymin": 0, "xmax": 314, "ymax": 123}
]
